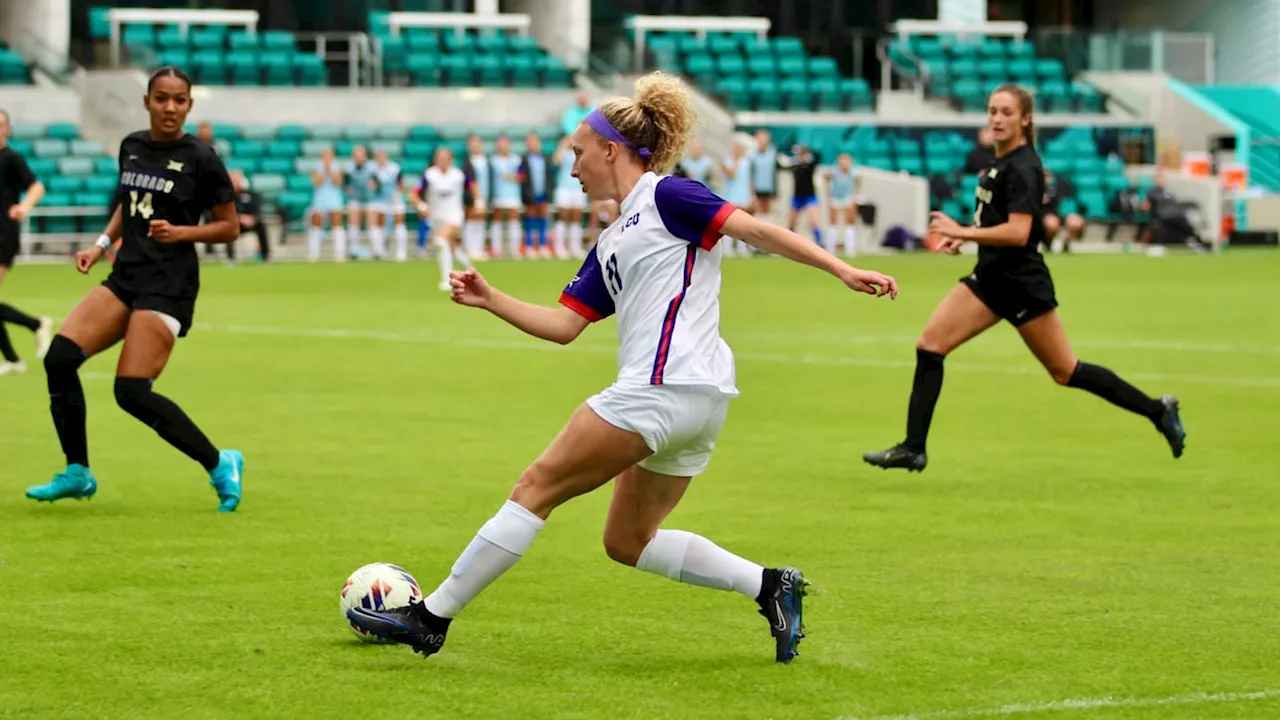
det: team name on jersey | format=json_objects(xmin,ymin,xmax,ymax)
[{"xmin": 120, "ymin": 171, "xmax": 175, "ymax": 195}]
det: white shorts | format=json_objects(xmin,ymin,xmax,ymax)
[
  {"xmin": 369, "ymin": 196, "xmax": 405, "ymax": 215},
  {"xmin": 829, "ymin": 197, "xmax": 855, "ymax": 210},
  {"xmin": 429, "ymin": 210, "xmax": 464, "ymax": 230},
  {"xmin": 555, "ymin": 186, "xmax": 588, "ymax": 210},
  {"xmin": 491, "ymin": 198, "xmax": 524, "ymax": 211},
  {"xmin": 587, "ymin": 384, "xmax": 731, "ymax": 477}
]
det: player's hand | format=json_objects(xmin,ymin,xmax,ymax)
[
  {"xmin": 75, "ymin": 246, "xmax": 105, "ymax": 274},
  {"xmin": 840, "ymin": 265, "xmax": 898, "ymax": 299},
  {"xmin": 148, "ymin": 219, "xmax": 186, "ymax": 243},
  {"xmin": 937, "ymin": 235, "xmax": 965, "ymax": 255},
  {"xmin": 929, "ymin": 211, "xmax": 964, "ymax": 238},
  {"xmin": 449, "ymin": 268, "xmax": 492, "ymax": 308},
  {"xmin": 8, "ymin": 204, "xmax": 27, "ymax": 221}
]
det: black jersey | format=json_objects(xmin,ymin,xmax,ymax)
[
  {"xmin": 112, "ymin": 131, "xmax": 234, "ymax": 299},
  {"xmin": 790, "ymin": 152, "xmax": 819, "ymax": 198},
  {"xmin": 973, "ymin": 144, "xmax": 1046, "ymax": 271},
  {"xmin": 0, "ymin": 145, "xmax": 36, "ymax": 242}
]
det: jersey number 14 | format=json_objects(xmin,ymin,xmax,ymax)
[{"xmin": 128, "ymin": 191, "xmax": 155, "ymax": 220}]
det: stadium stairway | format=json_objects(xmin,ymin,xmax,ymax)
[{"xmin": 1189, "ymin": 85, "xmax": 1280, "ymax": 191}]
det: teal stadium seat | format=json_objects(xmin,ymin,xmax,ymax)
[
  {"xmin": 34, "ymin": 139, "xmax": 68, "ymax": 158},
  {"xmin": 47, "ymin": 176, "xmax": 83, "ymax": 194},
  {"xmin": 229, "ymin": 30, "xmax": 259, "ymax": 50},
  {"xmin": 84, "ymin": 175, "xmax": 118, "ymax": 193},
  {"xmin": 47, "ymin": 123, "xmax": 78, "ymax": 140},
  {"xmin": 260, "ymin": 158, "xmax": 293, "ymax": 174}
]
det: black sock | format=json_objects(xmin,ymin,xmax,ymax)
[
  {"xmin": 0, "ymin": 322, "xmax": 16, "ymax": 362},
  {"xmin": 416, "ymin": 604, "xmax": 452, "ymax": 633},
  {"xmin": 904, "ymin": 349, "xmax": 946, "ymax": 452},
  {"xmin": 754, "ymin": 568, "xmax": 778, "ymax": 606},
  {"xmin": 1067, "ymin": 361, "xmax": 1164, "ymax": 422},
  {"xmin": 114, "ymin": 377, "xmax": 220, "ymax": 472},
  {"xmin": 0, "ymin": 303, "xmax": 40, "ymax": 331},
  {"xmin": 44, "ymin": 335, "xmax": 89, "ymax": 466}
]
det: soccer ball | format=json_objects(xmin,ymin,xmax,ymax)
[{"xmin": 339, "ymin": 562, "xmax": 423, "ymax": 643}]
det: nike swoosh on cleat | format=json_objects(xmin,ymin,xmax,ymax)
[{"xmin": 772, "ymin": 600, "xmax": 788, "ymax": 633}]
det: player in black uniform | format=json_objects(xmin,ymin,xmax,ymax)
[
  {"xmin": 784, "ymin": 145, "xmax": 824, "ymax": 249},
  {"xmin": 0, "ymin": 108, "xmax": 54, "ymax": 375},
  {"xmin": 26, "ymin": 67, "xmax": 246, "ymax": 510},
  {"xmin": 863, "ymin": 84, "xmax": 1185, "ymax": 473},
  {"xmin": 1043, "ymin": 171, "xmax": 1085, "ymax": 253}
]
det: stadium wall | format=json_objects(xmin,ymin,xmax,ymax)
[
  {"xmin": 502, "ymin": 0, "xmax": 591, "ymax": 63},
  {"xmin": 0, "ymin": 0, "xmax": 71, "ymax": 73},
  {"xmin": 0, "ymin": 87, "xmax": 81, "ymax": 125}
]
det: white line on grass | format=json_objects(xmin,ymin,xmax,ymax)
[
  {"xmin": 837, "ymin": 688, "xmax": 1280, "ymax": 720},
  {"xmin": 197, "ymin": 323, "xmax": 1280, "ymax": 389}
]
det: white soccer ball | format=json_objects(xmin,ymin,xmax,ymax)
[{"xmin": 339, "ymin": 562, "xmax": 423, "ymax": 643}]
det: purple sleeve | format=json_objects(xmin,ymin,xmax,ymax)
[
  {"xmin": 417, "ymin": 173, "xmax": 428, "ymax": 195},
  {"xmin": 558, "ymin": 248, "xmax": 615, "ymax": 322},
  {"xmin": 654, "ymin": 176, "xmax": 736, "ymax": 249}
]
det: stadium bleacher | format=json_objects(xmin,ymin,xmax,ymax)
[
  {"xmin": 9, "ymin": 121, "xmax": 115, "ymax": 234},
  {"xmin": 0, "ymin": 40, "xmax": 32, "ymax": 85}
]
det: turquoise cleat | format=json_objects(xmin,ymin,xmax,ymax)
[
  {"xmin": 26, "ymin": 464, "xmax": 98, "ymax": 503},
  {"xmin": 209, "ymin": 449, "xmax": 244, "ymax": 512}
]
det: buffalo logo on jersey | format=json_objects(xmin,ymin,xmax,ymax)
[{"xmin": 119, "ymin": 170, "xmax": 177, "ymax": 195}]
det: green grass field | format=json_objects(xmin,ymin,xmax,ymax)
[{"xmin": 2, "ymin": 251, "xmax": 1278, "ymax": 720}]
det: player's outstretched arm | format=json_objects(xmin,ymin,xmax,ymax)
[
  {"xmin": 449, "ymin": 269, "xmax": 589, "ymax": 345},
  {"xmin": 720, "ymin": 208, "xmax": 898, "ymax": 299}
]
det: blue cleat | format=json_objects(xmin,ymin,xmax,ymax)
[
  {"xmin": 1156, "ymin": 395, "xmax": 1186, "ymax": 459},
  {"xmin": 209, "ymin": 450, "xmax": 244, "ymax": 512},
  {"xmin": 26, "ymin": 464, "xmax": 97, "ymax": 503},
  {"xmin": 759, "ymin": 567, "xmax": 809, "ymax": 663},
  {"xmin": 347, "ymin": 599, "xmax": 450, "ymax": 658}
]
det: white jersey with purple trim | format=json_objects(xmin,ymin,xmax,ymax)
[
  {"xmin": 559, "ymin": 172, "xmax": 739, "ymax": 396},
  {"xmin": 418, "ymin": 165, "xmax": 468, "ymax": 224}
]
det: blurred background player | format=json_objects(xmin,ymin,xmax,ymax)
[
  {"xmin": 461, "ymin": 134, "xmax": 490, "ymax": 260},
  {"xmin": 196, "ymin": 120, "xmax": 233, "ymax": 264},
  {"xmin": 553, "ymin": 135, "xmax": 586, "ymax": 259},
  {"xmin": 720, "ymin": 141, "xmax": 753, "ymax": 256},
  {"xmin": 826, "ymin": 153, "xmax": 860, "ymax": 257},
  {"xmin": 343, "ymin": 145, "xmax": 377, "ymax": 259},
  {"xmin": 1043, "ymin": 170, "xmax": 1084, "ymax": 254},
  {"xmin": 784, "ymin": 144, "xmax": 823, "ymax": 249},
  {"xmin": 964, "ymin": 127, "xmax": 997, "ymax": 175},
  {"xmin": 489, "ymin": 135, "xmax": 523, "ymax": 259},
  {"xmin": 369, "ymin": 148, "xmax": 407, "ymax": 262},
  {"xmin": 748, "ymin": 129, "xmax": 779, "ymax": 222},
  {"xmin": 0, "ymin": 107, "xmax": 52, "ymax": 376},
  {"xmin": 520, "ymin": 133, "xmax": 553, "ymax": 258},
  {"xmin": 409, "ymin": 146, "xmax": 472, "ymax": 291},
  {"xmin": 308, "ymin": 147, "xmax": 345, "ymax": 261},
  {"xmin": 230, "ymin": 169, "xmax": 268, "ymax": 263},
  {"xmin": 678, "ymin": 138, "xmax": 713, "ymax": 187}
]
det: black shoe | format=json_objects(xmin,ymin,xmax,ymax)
[
  {"xmin": 757, "ymin": 567, "xmax": 809, "ymax": 663},
  {"xmin": 1155, "ymin": 395, "xmax": 1186, "ymax": 458},
  {"xmin": 863, "ymin": 444, "xmax": 928, "ymax": 472},
  {"xmin": 346, "ymin": 599, "xmax": 449, "ymax": 658}
]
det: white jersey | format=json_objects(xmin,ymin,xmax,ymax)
[
  {"xmin": 559, "ymin": 173, "xmax": 738, "ymax": 396},
  {"xmin": 418, "ymin": 165, "xmax": 467, "ymax": 221}
]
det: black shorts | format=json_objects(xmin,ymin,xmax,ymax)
[
  {"xmin": 102, "ymin": 275, "xmax": 196, "ymax": 337},
  {"xmin": 0, "ymin": 234, "xmax": 17, "ymax": 268},
  {"xmin": 961, "ymin": 264, "xmax": 1058, "ymax": 327},
  {"xmin": 754, "ymin": 191, "xmax": 776, "ymax": 200}
]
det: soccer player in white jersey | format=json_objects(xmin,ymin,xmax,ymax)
[
  {"xmin": 408, "ymin": 147, "xmax": 474, "ymax": 291},
  {"xmin": 348, "ymin": 72, "xmax": 898, "ymax": 664}
]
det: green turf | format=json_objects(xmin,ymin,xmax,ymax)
[{"xmin": 1, "ymin": 251, "xmax": 1278, "ymax": 720}]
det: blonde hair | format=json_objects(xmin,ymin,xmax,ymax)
[{"xmin": 597, "ymin": 72, "xmax": 697, "ymax": 174}]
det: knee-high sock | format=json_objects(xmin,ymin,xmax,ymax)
[
  {"xmin": 904, "ymin": 349, "xmax": 946, "ymax": 451},
  {"xmin": 569, "ymin": 222, "xmax": 584, "ymax": 258},
  {"xmin": 44, "ymin": 336, "xmax": 89, "ymax": 466},
  {"xmin": 553, "ymin": 220, "xmax": 567, "ymax": 257},
  {"xmin": 332, "ymin": 226, "xmax": 347, "ymax": 260},
  {"xmin": 394, "ymin": 222, "xmax": 408, "ymax": 262},
  {"xmin": 844, "ymin": 225, "xmax": 858, "ymax": 256},
  {"xmin": 1068, "ymin": 361, "xmax": 1164, "ymax": 421},
  {"xmin": 490, "ymin": 220, "xmax": 504, "ymax": 256},
  {"xmin": 507, "ymin": 219, "xmax": 524, "ymax": 258},
  {"xmin": 307, "ymin": 227, "xmax": 323, "ymax": 259},
  {"xmin": 636, "ymin": 529, "xmax": 765, "ymax": 598},
  {"xmin": 347, "ymin": 222, "xmax": 362, "ymax": 253},
  {"xmin": 423, "ymin": 500, "xmax": 545, "ymax": 618},
  {"xmin": 369, "ymin": 224, "xmax": 387, "ymax": 259},
  {"xmin": 435, "ymin": 238, "xmax": 454, "ymax": 285},
  {"xmin": 114, "ymin": 377, "xmax": 220, "ymax": 472}
]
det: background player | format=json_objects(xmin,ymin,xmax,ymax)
[
  {"xmin": 0, "ymin": 108, "xmax": 53, "ymax": 375},
  {"xmin": 520, "ymin": 133, "xmax": 553, "ymax": 258},
  {"xmin": 307, "ymin": 146, "xmax": 345, "ymax": 261},
  {"xmin": 369, "ymin": 148, "xmax": 407, "ymax": 262},
  {"xmin": 408, "ymin": 146, "xmax": 473, "ymax": 291},
  {"xmin": 461, "ymin": 134, "xmax": 490, "ymax": 260},
  {"xmin": 489, "ymin": 135, "xmax": 523, "ymax": 259},
  {"xmin": 720, "ymin": 141, "xmax": 753, "ymax": 257},
  {"xmin": 748, "ymin": 129, "xmax": 779, "ymax": 221},
  {"xmin": 552, "ymin": 135, "xmax": 586, "ymax": 259},
  {"xmin": 784, "ymin": 144, "xmax": 822, "ymax": 248},
  {"xmin": 825, "ymin": 152, "xmax": 859, "ymax": 257},
  {"xmin": 1043, "ymin": 170, "xmax": 1085, "ymax": 253},
  {"xmin": 26, "ymin": 66, "xmax": 244, "ymax": 511},
  {"xmin": 678, "ymin": 138, "xmax": 713, "ymax": 187},
  {"xmin": 344, "ymin": 145, "xmax": 377, "ymax": 259},
  {"xmin": 347, "ymin": 72, "xmax": 898, "ymax": 665},
  {"xmin": 863, "ymin": 84, "xmax": 1185, "ymax": 473}
]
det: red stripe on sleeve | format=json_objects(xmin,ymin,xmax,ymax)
[
  {"xmin": 558, "ymin": 293, "xmax": 603, "ymax": 322},
  {"xmin": 700, "ymin": 202, "xmax": 737, "ymax": 250}
]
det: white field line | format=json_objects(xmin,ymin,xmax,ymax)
[
  {"xmin": 837, "ymin": 688, "xmax": 1280, "ymax": 720},
  {"xmin": 194, "ymin": 322, "xmax": 1280, "ymax": 390}
]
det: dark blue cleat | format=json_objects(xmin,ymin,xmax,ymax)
[
  {"xmin": 346, "ymin": 599, "xmax": 449, "ymax": 658},
  {"xmin": 758, "ymin": 567, "xmax": 809, "ymax": 663},
  {"xmin": 1156, "ymin": 395, "xmax": 1186, "ymax": 458}
]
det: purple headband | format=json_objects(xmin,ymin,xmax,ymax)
[{"xmin": 585, "ymin": 108, "xmax": 651, "ymax": 160}]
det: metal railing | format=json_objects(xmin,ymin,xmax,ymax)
[
  {"xmin": 18, "ymin": 207, "xmax": 109, "ymax": 260},
  {"xmin": 295, "ymin": 32, "xmax": 377, "ymax": 87},
  {"xmin": 1035, "ymin": 28, "xmax": 1215, "ymax": 85}
]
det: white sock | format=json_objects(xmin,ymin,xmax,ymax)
[
  {"xmin": 347, "ymin": 224, "xmax": 361, "ymax": 255},
  {"xmin": 507, "ymin": 219, "xmax": 523, "ymax": 258},
  {"xmin": 332, "ymin": 226, "xmax": 347, "ymax": 261},
  {"xmin": 394, "ymin": 223, "xmax": 408, "ymax": 262},
  {"xmin": 569, "ymin": 222, "xmax": 584, "ymax": 257},
  {"xmin": 423, "ymin": 500, "xmax": 545, "ymax": 618},
  {"xmin": 636, "ymin": 529, "xmax": 764, "ymax": 598},
  {"xmin": 435, "ymin": 238, "xmax": 453, "ymax": 285},
  {"xmin": 454, "ymin": 242, "xmax": 473, "ymax": 268},
  {"xmin": 489, "ymin": 221, "xmax": 503, "ymax": 256},
  {"xmin": 464, "ymin": 220, "xmax": 482, "ymax": 256},
  {"xmin": 370, "ymin": 225, "xmax": 387, "ymax": 259},
  {"xmin": 553, "ymin": 220, "xmax": 567, "ymax": 257},
  {"xmin": 307, "ymin": 226, "xmax": 322, "ymax": 259},
  {"xmin": 844, "ymin": 225, "xmax": 857, "ymax": 256}
]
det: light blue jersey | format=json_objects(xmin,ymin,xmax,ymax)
[
  {"xmin": 467, "ymin": 154, "xmax": 491, "ymax": 203},
  {"xmin": 312, "ymin": 161, "xmax": 344, "ymax": 212},
  {"xmin": 682, "ymin": 155, "xmax": 713, "ymax": 186},
  {"xmin": 372, "ymin": 161, "xmax": 403, "ymax": 204},
  {"xmin": 490, "ymin": 153, "xmax": 523, "ymax": 206},
  {"xmin": 829, "ymin": 166, "xmax": 856, "ymax": 201},
  {"xmin": 345, "ymin": 160, "xmax": 378, "ymax": 205},
  {"xmin": 722, "ymin": 156, "xmax": 751, "ymax": 207},
  {"xmin": 555, "ymin": 147, "xmax": 577, "ymax": 189},
  {"xmin": 748, "ymin": 146, "xmax": 777, "ymax": 194}
]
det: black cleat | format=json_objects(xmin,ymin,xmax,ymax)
[
  {"xmin": 346, "ymin": 599, "xmax": 449, "ymax": 658},
  {"xmin": 758, "ymin": 567, "xmax": 809, "ymax": 663},
  {"xmin": 1156, "ymin": 395, "xmax": 1186, "ymax": 459},
  {"xmin": 863, "ymin": 444, "xmax": 928, "ymax": 472}
]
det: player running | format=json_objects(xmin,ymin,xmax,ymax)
[
  {"xmin": 784, "ymin": 144, "xmax": 823, "ymax": 248},
  {"xmin": 863, "ymin": 84, "xmax": 1185, "ymax": 473},
  {"xmin": 0, "ymin": 108, "xmax": 53, "ymax": 375},
  {"xmin": 347, "ymin": 72, "xmax": 898, "ymax": 664},
  {"xmin": 26, "ymin": 66, "xmax": 244, "ymax": 510},
  {"xmin": 409, "ymin": 146, "xmax": 473, "ymax": 291}
]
